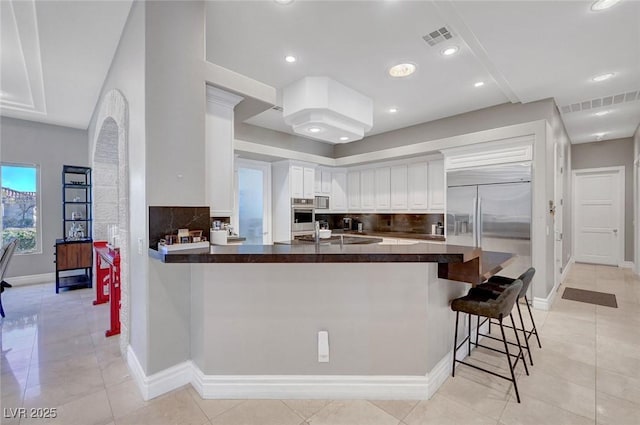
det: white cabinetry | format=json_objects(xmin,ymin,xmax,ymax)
[
  {"xmin": 375, "ymin": 167, "xmax": 391, "ymax": 209},
  {"xmin": 303, "ymin": 167, "xmax": 315, "ymax": 199},
  {"xmin": 314, "ymin": 168, "xmax": 332, "ymax": 195},
  {"xmin": 290, "ymin": 165, "xmax": 315, "ymax": 199},
  {"xmin": 331, "ymin": 170, "xmax": 348, "ymax": 212},
  {"xmin": 390, "ymin": 165, "xmax": 408, "ymax": 209},
  {"xmin": 347, "ymin": 171, "xmax": 361, "ymax": 209},
  {"xmin": 360, "ymin": 169, "xmax": 375, "ymax": 210},
  {"xmin": 290, "ymin": 166, "xmax": 304, "ymax": 198},
  {"xmin": 408, "ymin": 162, "xmax": 428, "ymax": 210},
  {"xmin": 427, "ymin": 159, "xmax": 445, "ymax": 212}
]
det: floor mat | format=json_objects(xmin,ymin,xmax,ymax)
[{"xmin": 562, "ymin": 287, "xmax": 618, "ymax": 308}]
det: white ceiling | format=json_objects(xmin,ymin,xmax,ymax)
[
  {"xmin": 206, "ymin": 0, "xmax": 640, "ymax": 145},
  {"xmin": 0, "ymin": 0, "xmax": 132, "ymax": 129}
]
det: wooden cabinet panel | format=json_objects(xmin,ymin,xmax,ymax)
[{"xmin": 56, "ymin": 242, "xmax": 92, "ymax": 270}]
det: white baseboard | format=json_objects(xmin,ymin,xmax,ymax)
[
  {"xmin": 533, "ymin": 279, "xmax": 560, "ymax": 311},
  {"xmin": 126, "ymin": 345, "xmax": 193, "ymax": 401},
  {"xmin": 560, "ymin": 256, "xmax": 574, "ymax": 283},
  {"xmin": 127, "ymin": 345, "xmax": 456, "ymax": 401},
  {"xmin": 192, "ymin": 370, "xmax": 429, "ymax": 400},
  {"xmin": 4, "ymin": 272, "xmax": 55, "ymax": 286},
  {"xmin": 619, "ymin": 261, "xmax": 634, "ymax": 269}
]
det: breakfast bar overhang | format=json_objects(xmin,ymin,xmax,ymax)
[{"xmin": 146, "ymin": 243, "xmax": 513, "ymax": 400}]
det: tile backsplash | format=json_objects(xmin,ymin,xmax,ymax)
[
  {"xmin": 149, "ymin": 206, "xmax": 210, "ymax": 249},
  {"xmin": 315, "ymin": 213, "xmax": 444, "ymax": 234}
]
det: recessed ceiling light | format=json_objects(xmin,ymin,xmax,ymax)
[
  {"xmin": 474, "ymin": 81, "xmax": 485, "ymax": 87},
  {"xmin": 308, "ymin": 127, "xmax": 322, "ymax": 133},
  {"xmin": 339, "ymin": 136, "xmax": 349, "ymax": 141},
  {"xmin": 441, "ymin": 46, "xmax": 459, "ymax": 56},
  {"xmin": 592, "ymin": 72, "xmax": 615, "ymax": 82},
  {"xmin": 591, "ymin": 0, "xmax": 622, "ymax": 11},
  {"xmin": 595, "ymin": 110, "xmax": 610, "ymax": 116},
  {"xmin": 274, "ymin": 0, "xmax": 294, "ymax": 4},
  {"xmin": 388, "ymin": 63, "xmax": 416, "ymax": 78},
  {"xmin": 285, "ymin": 55, "xmax": 297, "ymax": 63},
  {"xmin": 388, "ymin": 108, "xmax": 398, "ymax": 113}
]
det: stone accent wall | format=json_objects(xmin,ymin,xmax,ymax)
[{"xmin": 91, "ymin": 89, "xmax": 130, "ymax": 357}]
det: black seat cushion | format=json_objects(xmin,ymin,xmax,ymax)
[
  {"xmin": 483, "ymin": 267, "xmax": 536, "ymax": 298},
  {"xmin": 451, "ymin": 280, "xmax": 523, "ymax": 319}
]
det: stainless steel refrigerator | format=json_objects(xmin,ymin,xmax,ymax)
[{"xmin": 446, "ymin": 162, "xmax": 532, "ymax": 281}]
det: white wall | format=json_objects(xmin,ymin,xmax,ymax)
[
  {"xmin": 634, "ymin": 125, "xmax": 640, "ymax": 273},
  {"xmin": 144, "ymin": 1, "xmax": 206, "ymax": 375},
  {"xmin": 87, "ymin": 0, "xmax": 148, "ymax": 371},
  {"xmin": 1, "ymin": 117, "xmax": 88, "ymax": 277}
]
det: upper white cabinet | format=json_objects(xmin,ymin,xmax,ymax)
[
  {"xmin": 375, "ymin": 167, "xmax": 391, "ymax": 209},
  {"xmin": 314, "ymin": 167, "xmax": 332, "ymax": 195},
  {"xmin": 290, "ymin": 166, "xmax": 304, "ymax": 198},
  {"xmin": 360, "ymin": 169, "xmax": 375, "ymax": 210},
  {"xmin": 427, "ymin": 159, "xmax": 445, "ymax": 212},
  {"xmin": 408, "ymin": 162, "xmax": 428, "ymax": 210},
  {"xmin": 347, "ymin": 171, "xmax": 361, "ymax": 209},
  {"xmin": 303, "ymin": 167, "xmax": 315, "ymax": 198},
  {"xmin": 390, "ymin": 165, "xmax": 408, "ymax": 209},
  {"xmin": 290, "ymin": 165, "xmax": 315, "ymax": 199},
  {"xmin": 331, "ymin": 170, "xmax": 348, "ymax": 211}
]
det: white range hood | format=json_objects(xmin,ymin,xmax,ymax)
[{"xmin": 282, "ymin": 77, "xmax": 373, "ymax": 144}]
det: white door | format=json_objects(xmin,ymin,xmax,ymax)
[
  {"xmin": 573, "ymin": 167, "xmax": 624, "ymax": 266},
  {"xmin": 408, "ymin": 162, "xmax": 428, "ymax": 210},
  {"xmin": 347, "ymin": 171, "xmax": 361, "ymax": 209},
  {"xmin": 390, "ymin": 165, "xmax": 408, "ymax": 209},
  {"xmin": 303, "ymin": 167, "xmax": 315, "ymax": 199},
  {"xmin": 235, "ymin": 159, "xmax": 272, "ymax": 245},
  {"xmin": 360, "ymin": 169, "xmax": 375, "ymax": 210}
]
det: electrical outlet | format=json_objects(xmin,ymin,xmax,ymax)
[{"xmin": 318, "ymin": 331, "xmax": 329, "ymax": 363}]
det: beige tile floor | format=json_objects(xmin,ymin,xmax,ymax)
[{"xmin": 1, "ymin": 263, "xmax": 639, "ymax": 424}]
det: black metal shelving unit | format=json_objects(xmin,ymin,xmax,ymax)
[{"xmin": 55, "ymin": 165, "xmax": 93, "ymax": 293}]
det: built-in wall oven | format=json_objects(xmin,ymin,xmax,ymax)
[{"xmin": 291, "ymin": 198, "xmax": 315, "ymax": 236}]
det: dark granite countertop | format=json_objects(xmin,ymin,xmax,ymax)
[
  {"xmin": 149, "ymin": 243, "xmax": 481, "ymax": 264},
  {"xmin": 331, "ymin": 230, "xmax": 445, "ymax": 241}
]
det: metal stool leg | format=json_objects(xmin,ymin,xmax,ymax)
[
  {"xmin": 452, "ymin": 311, "xmax": 460, "ymax": 377},
  {"xmin": 524, "ymin": 296, "xmax": 542, "ymax": 348},
  {"xmin": 516, "ymin": 301, "xmax": 533, "ymax": 366},
  {"xmin": 468, "ymin": 313, "xmax": 472, "ymax": 356},
  {"xmin": 0, "ymin": 296, "xmax": 4, "ymax": 318},
  {"xmin": 499, "ymin": 318, "xmax": 521, "ymax": 403},
  {"xmin": 510, "ymin": 313, "xmax": 529, "ymax": 376}
]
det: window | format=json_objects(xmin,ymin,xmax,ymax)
[{"xmin": 1, "ymin": 164, "xmax": 40, "ymax": 254}]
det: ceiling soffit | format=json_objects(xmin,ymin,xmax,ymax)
[{"xmin": 0, "ymin": 0, "xmax": 46, "ymax": 116}]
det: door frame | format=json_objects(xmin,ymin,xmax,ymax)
[
  {"xmin": 572, "ymin": 166, "xmax": 625, "ymax": 266},
  {"xmin": 234, "ymin": 158, "xmax": 272, "ymax": 245},
  {"xmin": 553, "ymin": 143, "xmax": 563, "ymax": 287}
]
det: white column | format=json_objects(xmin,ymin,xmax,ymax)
[{"xmin": 205, "ymin": 86, "xmax": 243, "ymax": 216}]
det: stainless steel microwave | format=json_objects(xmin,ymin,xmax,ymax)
[{"xmin": 314, "ymin": 196, "xmax": 329, "ymax": 210}]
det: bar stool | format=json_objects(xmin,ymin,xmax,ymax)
[
  {"xmin": 476, "ymin": 267, "xmax": 541, "ymax": 366},
  {"xmin": 451, "ymin": 279, "xmax": 526, "ymax": 403}
]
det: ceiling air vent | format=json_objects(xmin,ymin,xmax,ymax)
[
  {"xmin": 560, "ymin": 90, "xmax": 639, "ymax": 114},
  {"xmin": 422, "ymin": 26, "xmax": 454, "ymax": 46}
]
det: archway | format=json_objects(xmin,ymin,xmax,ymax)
[{"xmin": 91, "ymin": 89, "xmax": 129, "ymax": 356}]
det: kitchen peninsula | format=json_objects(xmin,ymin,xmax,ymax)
[{"xmin": 148, "ymin": 242, "xmax": 512, "ymax": 400}]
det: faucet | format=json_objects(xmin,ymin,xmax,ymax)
[{"xmin": 314, "ymin": 221, "xmax": 320, "ymax": 244}]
